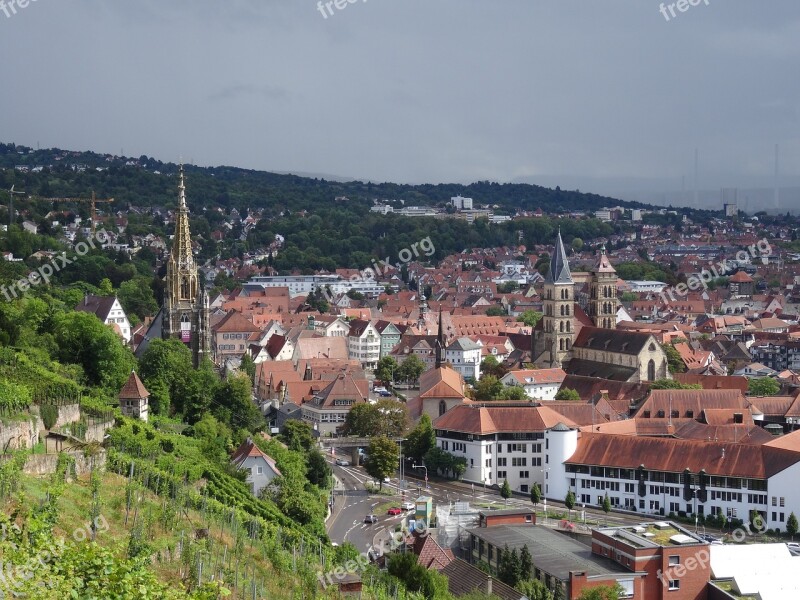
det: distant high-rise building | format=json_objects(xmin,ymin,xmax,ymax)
[
  {"xmin": 451, "ymin": 195, "xmax": 473, "ymax": 210},
  {"xmin": 722, "ymin": 189, "xmax": 738, "ymax": 217}
]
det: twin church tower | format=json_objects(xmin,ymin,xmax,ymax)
[{"xmin": 534, "ymin": 231, "xmax": 618, "ymax": 368}]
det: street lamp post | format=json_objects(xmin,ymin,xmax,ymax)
[{"xmin": 413, "ymin": 465, "xmax": 428, "ymax": 489}]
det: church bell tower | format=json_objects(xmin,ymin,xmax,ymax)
[{"xmin": 163, "ymin": 165, "xmax": 210, "ymax": 367}]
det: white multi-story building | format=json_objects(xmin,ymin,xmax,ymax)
[
  {"xmin": 451, "ymin": 195, "xmax": 474, "ymax": 210},
  {"xmin": 247, "ymin": 275, "xmax": 384, "ymax": 298},
  {"xmin": 565, "ymin": 432, "xmax": 800, "ymax": 531},
  {"xmin": 433, "ymin": 404, "xmax": 578, "ymax": 497},
  {"xmin": 445, "ymin": 337, "xmax": 483, "ymax": 381},
  {"xmin": 499, "ymin": 368, "xmax": 566, "ymax": 400},
  {"xmin": 347, "ymin": 319, "xmax": 381, "ymax": 369},
  {"xmin": 76, "ymin": 294, "xmax": 132, "ymax": 343}
]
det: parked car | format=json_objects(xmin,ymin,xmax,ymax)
[
  {"xmin": 373, "ymin": 386, "xmax": 388, "ymax": 394},
  {"xmin": 378, "ymin": 391, "xmax": 392, "ymax": 397},
  {"xmin": 387, "ymin": 507, "xmax": 403, "ymax": 516},
  {"xmin": 401, "ymin": 501, "xmax": 415, "ymax": 511},
  {"xmin": 335, "ymin": 459, "xmax": 350, "ymax": 466},
  {"xmin": 787, "ymin": 542, "xmax": 800, "ymax": 556},
  {"xmin": 364, "ymin": 514, "xmax": 378, "ymax": 524}
]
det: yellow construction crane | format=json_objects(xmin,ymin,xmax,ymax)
[{"xmin": 35, "ymin": 191, "xmax": 114, "ymax": 234}]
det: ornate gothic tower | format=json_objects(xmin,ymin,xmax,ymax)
[
  {"xmin": 588, "ymin": 246, "xmax": 618, "ymax": 329},
  {"xmin": 541, "ymin": 230, "xmax": 575, "ymax": 368},
  {"xmin": 162, "ymin": 165, "xmax": 210, "ymax": 367}
]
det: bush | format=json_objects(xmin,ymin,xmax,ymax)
[{"xmin": 40, "ymin": 404, "xmax": 59, "ymax": 429}]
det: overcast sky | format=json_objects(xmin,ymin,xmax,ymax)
[{"xmin": 1, "ymin": 1, "xmax": 798, "ymax": 202}]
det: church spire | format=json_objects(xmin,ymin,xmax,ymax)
[
  {"xmin": 171, "ymin": 164, "xmax": 194, "ymax": 271},
  {"xmin": 546, "ymin": 228, "xmax": 573, "ymax": 285},
  {"xmin": 435, "ymin": 309, "xmax": 444, "ymax": 369}
]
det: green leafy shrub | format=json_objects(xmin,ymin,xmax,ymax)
[{"xmin": 40, "ymin": 403, "xmax": 59, "ymax": 429}]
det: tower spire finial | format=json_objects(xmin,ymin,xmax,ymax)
[{"xmin": 178, "ymin": 163, "xmax": 187, "ymax": 210}]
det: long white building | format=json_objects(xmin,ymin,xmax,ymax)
[
  {"xmin": 434, "ymin": 404, "xmax": 800, "ymax": 532},
  {"xmin": 247, "ymin": 275, "xmax": 384, "ymax": 298}
]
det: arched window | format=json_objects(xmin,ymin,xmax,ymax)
[
  {"xmin": 559, "ymin": 339, "xmax": 564, "ymax": 351},
  {"xmin": 560, "ymin": 321, "xmax": 564, "ymax": 332},
  {"xmin": 560, "ymin": 305, "xmax": 565, "ymax": 316},
  {"xmin": 566, "ymin": 339, "xmax": 571, "ymax": 350},
  {"xmin": 439, "ymin": 401, "xmax": 447, "ymax": 416},
  {"xmin": 566, "ymin": 321, "xmax": 571, "ymax": 332},
  {"xmin": 181, "ymin": 276, "xmax": 190, "ymax": 299},
  {"xmin": 647, "ymin": 359, "xmax": 656, "ymax": 381}
]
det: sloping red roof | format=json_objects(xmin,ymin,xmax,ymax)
[
  {"xmin": 729, "ymin": 270, "xmax": 753, "ymax": 283},
  {"xmin": 673, "ymin": 374, "xmax": 749, "ymax": 394},
  {"xmin": 230, "ymin": 438, "xmax": 281, "ymax": 475},
  {"xmin": 433, "ymin": 404, "xmax": 577, "ymax": 434},
  {"xmin": 119, "ymin": 371, "xmax": 149, "ymax": 400},
  {"xmin": 566, "ymin": 433, "xmax": 800, "ymax": 479},
  {"xmin": 418, "ymin": 367, "xmax": 465, "ymax": 399},
  {"xmin": 213, "ymin": 309, "xmax": 261, "ymax": 334}
]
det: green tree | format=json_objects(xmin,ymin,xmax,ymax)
[
  {"xmin": 788, "ymin": 512, "xmax": 798, "ymax": 539},
  {"xmin": 212, "ymin": 372, "xmax": 264, "ymax": 432},
  {"xmin": 405, "ymin": 413, "xmax": 436, "ymax": 463},
  {"xmin": 576, "ymin": 584, "xmax": 625, "ymax": 600},
  {"xmin": 280, "ymin": 420, "xmax": 315, "ymax": 452},
  {"xmin": 53, "ymin": 311, "xmax": 136, "ymax": 391},
  {"xmin": 375, "ymin": 355, "xmax": 399, "ymax": 384},
  {"xmin": 365, "ymin": 436, "xmax": 399, "ymax": 489},
  {"xmin": 748, "ymin": 377, "xmax": 780, "ymax": 396},
  {"xmin": 530, "ymin": 482, "xmax": 542, "ymax": 507},
  {"xmin": 501, "ymin": 478, "xmax": 512, "ymax": 502},
  {"xmin": 519, "ymin": 544, "xmax": 532, "ymax": 580},
  {"xmin": 486, "ymin": 305, "xmax": 506, "ymax": 317},
  {"xmin": 602, "ymin": 493, "xmax": 611, "ymax": 517},
  {"xmin": 307, "ymin": 448, "xmax": 332, "ymax": 487},
  {"xmin": 662, "ymin": 343, "xmax": 686, "ymax": 374},
  {"xmin": 481, "ymin": 355, "xmax": 507, "ymax": 379},
  {"xmin": 518, "ymin": 579, "xmax": 554, "ymax": 600},
  {"xmin": 565, "ymin": 490, "xmax": 576, "ymax": 518},
  {"xmin": 474, "ymin": 375, "xmax": 504, "ymax": 400},
  {"xmin": 619, "ymin": 291, "xmax": 638, "ymax": 302},
  {"xmin": 555, "ymin": 387, "xmax": 580, "ymax": 401},
  {"xmin": 341, "ymin": 400, "xmax": 408, "ymax": 437},
  {"xmin": 497, "ymin": 544, "xmax": 522, "ymax": 587},
  {"xmin": 193, "ymin": 413, "xmax": 232, "ymax": 462},
  {"xmin": 649, "ymin": 379, "xmax": 702, "ymax": 390},
  {"xmin": 571, "ymin": 237, "xmax": 584, "ymax": 252},
  {"xmin": 138, "ymin": 337, "xmax": 194, "ymax": 416},
  {"xmin": 118, "ymin": 276, "xmax": 158, "ymax": 322},
  {"xmin": 98, "ymin": 277, "xmax": 114, "ymax": 296},
  {"xmin": 500, "ymin": 385, "xmax": 527, "ymax": 400},
  {"xmin": 516, "ymin": 310, "xmax": 543, "ymax": 328},
  {"xmin": 240, "ymin": 352, "xmax": 256, "ymax": 381},
  {"xmin": 397, "ymin": 354, "xmax": 425, "ymax": 384}
]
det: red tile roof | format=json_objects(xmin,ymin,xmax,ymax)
[
  {"xmin": 433, "ymin": 404, "xmax": 577, "ymax": 434},
  {"xmin": 119, "ymin": 371, "xmax": 149, "ymax": 400}
]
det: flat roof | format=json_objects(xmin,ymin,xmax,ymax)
[
  {"xmin": 596, "ymin": 521, "xmax": 707, "ymax": 549},
  {"xmin": 467, "ymin": 525, "xmax": 629, "ymax": 582}
]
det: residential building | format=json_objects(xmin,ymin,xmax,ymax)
[
  {"xmin": 499, "ymin": 368, "xmax": 566, "ymax": 400},
  {"xmin": 231, "ymin": 438, "xmax": 282, "ymax": 497},
  {"xmin": 300, "ymin": 370, "xmax": 369, "ymax": 435},
  {"xmin": 75, "ymin": 294, "xmax": 132, "ymax": 343},
  {"xmin": 374, "ymin": 320, "xmax": 402, "ymax": 358},
  {"xmin": 347, "ymin": 319, "xmax": 381, "ymax": 369},
  {"xmin": 433, "ymin": 404, "xmax": 579, "ymax": 495},
  {"xmin": 444, "ymin": 337, "xmax": 483, "ymax": 381},
  {"xmin": 212, "ymin": 310, "xmax": 261, "ymax": 363}
]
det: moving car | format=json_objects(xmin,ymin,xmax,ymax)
[
  {"xmin": 401, "ymin": 501, "xmax": 415, "ymax": 511},
  {"xmin": 335, "ymin": 459, "xmax": 350, "ymax": 466},
  {"xmin": 364, "ymin": 514, "xmax": 378, "ymax": 524},
  {"xmin": 387, "ymin": 507, "xmax": 403, "ymax": 515}
]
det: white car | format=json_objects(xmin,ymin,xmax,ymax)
[
  {"xmin": 335, "ymin": 459, "xmax": 350, "ymax": 466},
  {"xmin": 401, "ymin": 501, "xmax": 415, "ymax": 511}
]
